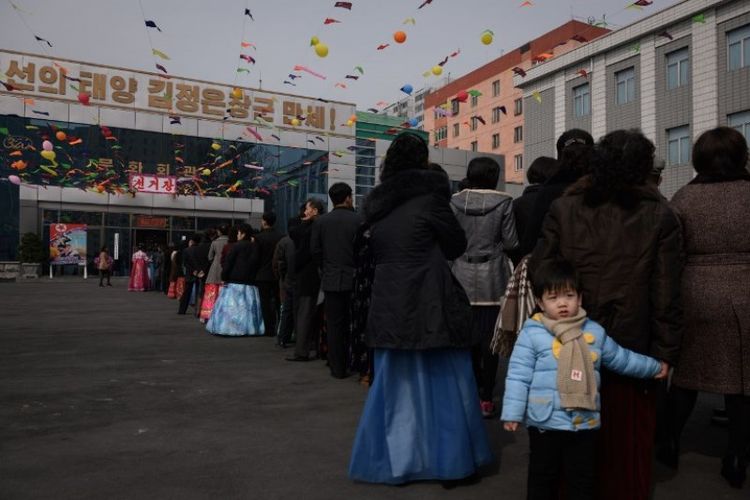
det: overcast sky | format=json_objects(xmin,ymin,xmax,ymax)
[{"xmin": 1, "ymin": 0, "xmax": 683, "ymax": 110}]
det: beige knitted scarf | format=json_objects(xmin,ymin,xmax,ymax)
[{"xmin": 539, "ymin": 309, "xmax": 597, "ymax": 411}]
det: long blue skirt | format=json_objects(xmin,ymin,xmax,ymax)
[
  {"xmin": 348, "ymin": 348, "xmax": 494, "ymax": 484},
  {"xmin": 205, "ymin": 283, "xmax": 265, "ymax": 336}
]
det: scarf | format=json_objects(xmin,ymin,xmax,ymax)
[
  {"xmin": 539, "ymin": 309, "xmax": 597, "ymax": 411},
  {"xmin": 491, "ymin": 255, "xmax": 535, "ymax": 357}
]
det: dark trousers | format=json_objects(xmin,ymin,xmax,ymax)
[
  {"xmin": 324, "ymin": 290, "xmax": 352, "ymax": 378},
  {"xmin": 527, "ymin": 427, "xmax": 597, "ymax": 500},
  {"xmin": 667, "ymin": 385, "xmax": 750, "ymax": 458},
  {"xmin": 257, "ymin": 281, "xmax": 279, "ymax": 337},
  {"xmin": 471, "ymin": 306, "xmax": 500, "ymax": 402},
  {"xmin": 294, "ymin": 294, "xmax": 319, "ymax": 358},
  {"xmin": 178, "ymin": 277, "xmax": 197, "ymax": 314},
  {"xmin": 98, "ymin": 269, "xmax": 111, "ymax": 285},
  {"xmin": 277, "ymin": 286, "xmax": 295, "ymax": 345}
]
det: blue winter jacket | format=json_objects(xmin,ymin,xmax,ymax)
[{"xmin": 501, "ymin": 314, "xmax": 661, "ymax": 432}]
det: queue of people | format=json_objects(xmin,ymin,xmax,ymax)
[{"xmin": 143, "ymin": 126, "xmax": 747, "ymax": 497}]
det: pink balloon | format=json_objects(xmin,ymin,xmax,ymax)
[
  {"xmin": 42, "ymin": 140, "xmax": 53, "ymax": 151},
  {"xmin": 8, "ymin": 175, "xmax": 21, "ymax": 185}
]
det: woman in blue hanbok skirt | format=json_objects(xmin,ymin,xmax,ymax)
[
  {"xmin": 206, "ymin": 223, "xmax": 265, "ymax": 336},
  {"xmin": 348, "ymin": 133, "xmax": 493, "ymax": 485}
]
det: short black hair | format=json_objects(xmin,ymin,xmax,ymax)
[
  {"xmin": 467, "ymin": 157, "xmax": 500, "ymax": 189},
  {"xmin": 262, "ymin": 212, "xmax": 277, "ymax": 227},
  {"xmin": 381, "ymin": 132, "xmax": 429, "ymax": 181},
  {"xmin": 556, "ymin": 129, "xmax": 594, "ymax": 158},
  {"xmin": 236, "ymin": 223, "xmax": 253, "ymax": 240},
  {"xmin": 218, "ymin": 223, "xmax": 230, "ymax": 236},
  {"xmin": 693, "ymin": 126, "xmax": 749, "ymax": 181},
  {"xmin": 328, "ymin": 182, "xmax": 352, "ymax": 205},
  {"xmin": 306, "ymin": 197, "xmax": 326, "ymax": 215},
  {"xmin": 531, "ymin": 259, "xmax": 582, "ymax": 299},
  {"xmin": 190, "ymin": 233, "xmax": 202, "ymax": 244},
  {"xmin": 526, "ymin": 156, "xmax": 558, "ymax": 184}
]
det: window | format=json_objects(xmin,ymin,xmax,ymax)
[
  {"xmin": 434, "ymin": 126, "xmax": 448, "ymax": 142},
  {"xmin": 666, "ymin": 48, "xmax": 689, "ymax": 89},
  {"xmin": 492, "ymin": 106, "xmax": 502, "ymax": 124},
  {"xmin": 415, "ymin": 103, "xmax": 424, "ymax": 113},
  {"xmin": 453, "ymin": 123, "xmax": 460, "ymax": 137},
  {"xmin": 470, "ymin": 141, "xmax": 478, "ymax": 152},
  {"xmin": 471, "ymin": 95, "xmax": 479, "ymax": 108},
  {"xmin": 492, "ymin": 80, "xmax": 501, "ymax": 97},
  {"xmin": 492, "ymin": 133, "xmax": 500, "ymax": 149},
  {"xmin": 667, "ymin": 125, "xmax": 691, "ymax": 166},
  {"xmin": 514, "ymin": 126, "xmax": 523, "ymax": 143},
  {"xmin": 514, "ymin": 154, "xmax": 523, "ymax": 172},
  {"xmin": 615, "ymin": 67, "xmax": 636, "ymax": 105},
  {"xmin": 728, "ymin": 110, "xmax": 750, "ymax": 144},
  {"xmin": 573, "ymin": 83, "xmax": 591, "ymax": 117},
  {"xmin": 728, "ymin": 24, "xmax": 750, "ymax": 71},
  {"xmin": 470, "ymin": 117, "xmax": 478, "ymax": 131},
  {"xmin": 514, "ymin": 98, "xmax": 523, "ymax": 116},
  {"xmin": 451, "ymin": 99, "xmax": 460, "ymax": 115}
]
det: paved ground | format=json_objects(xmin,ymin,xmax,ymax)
[{"xmin": 0, "ymin": 278, "xmax": 746, "ymax": 499}]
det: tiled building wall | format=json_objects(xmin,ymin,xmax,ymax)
[{"xmin": 606, "ymin": 56, "xmax": 642, "ymax": 132}]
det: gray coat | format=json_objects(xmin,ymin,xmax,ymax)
[
  {"xmin": 671, "ymin": 180, "xmax": 750, "ymax": 395},
  {"xmin": 451, "ymin": 189, "xmax": 518, "ymax": 305},
  {"xmin": 206, "ymin": 236, "xmax": 228, "ymax": 284}
]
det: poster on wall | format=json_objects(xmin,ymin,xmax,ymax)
[{"xmin": 49, "ymin": 223, "xmax": 87, "ymax": 265}]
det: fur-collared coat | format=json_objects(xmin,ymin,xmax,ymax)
[
  {"xmin": 531, "ymin": 177, "xmax": 684, "ymax": 365},
  {"xmin": 671, "ymin": 179, "xmax": 750, "ymax": 395},
  {"xmin": 363, "ymin": 168, "xmax": 472, "ymax": 350}
]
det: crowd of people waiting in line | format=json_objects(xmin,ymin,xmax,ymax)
[{"xmin": 131, "ymin": 125, "xmax": 748, "ymax": 498}]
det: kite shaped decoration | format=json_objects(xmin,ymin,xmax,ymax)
[
  {"xmin": 418, "ymin": 0, "xmax": 433, "ymax": 8},
  {"xmin": 145, "ymin": 20, "xmax": 162, "ymax": 31},
  {"xmin": 512, "ymin": 67, "xmax": 527, "ymax": 77},
  {"xmin": 324, "ymin": 18, "xmax": 342, "ymax": 24},
  {"xmin": 334, "ymin": 2, "xmax": 353, "ymax": 10}
]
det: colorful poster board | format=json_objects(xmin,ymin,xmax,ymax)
[{"xmin": 49, "ymin": 223, "xmax": 87, "ymax": 265}]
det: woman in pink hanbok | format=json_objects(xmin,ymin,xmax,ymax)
[{"xmin": 128, "ymin": 244, "xmax": 151, "ymax": 292}]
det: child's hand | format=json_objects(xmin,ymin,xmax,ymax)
[
  {"xmin": 654, "ymin": 361, "xmax": 670, "ymax": 379},
  {"xmin": 503, "ymin": 421, "xmax": 519, "ymax": 432}
]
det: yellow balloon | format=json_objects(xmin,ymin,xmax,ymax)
[
  {"xmin": 291, "ymin": 118, "xmax": 301, "ymax": 126},
  {"xmin": 432, "ymin": 65, "xmax": 443, "ymax": 76},
  {"xmin": 211, "ymin": 143, "xmax": 221, "ymax": 151},
  {"xmin": 41, "ymin": 150, "xmax": 56, "ymax": 161},
  {"xmin": 348, "ymin": 114, "xmax": 357, "ymax": 122},
  {"xmin": 346, "ymin": 119, "xmax": 354, "ymax": 127},
  {"xmin": 310, "ymin": 36, "xmax": 320, "ymax": 47},
  {"xmin": 314, "ymin": 43, "xmax": 329, "ymax": 58},
  {"xmin": 231, "ymin": 88, "xmax": 243, "ymax": 99},
  {"xmin": 481, "ymin": 32, "xmax": 493, "ymax": 45},
  {"xmin": 201, "ymin": 168, "xmax": 211, "ymax": 176}
]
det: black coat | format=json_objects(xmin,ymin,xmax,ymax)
[
  {"xmin": 291, "ymin": 219, "xmax": 321, "ymax": 296},
  {"xmin": 182, "ymin": 246, "xmax": 200, "ymax": 281},
  {"xmin": 221, "ymin": 239, "xmax": 260, "ymax": 285},
  {"xmin": 531, "ymin": 178, "xmax": 684, "ymax": 364},
  {"xmin": 363, "ymin": 169, "xmax": 471, "ymax": 350},
  {"xmin": 509, "ymin": 184, "xmax": 541, "ymax": 264},
  {"xmin": 311, "ymin": 207, "xmax": 363, "ymax": 292},
  {"xmin": 254, "ymin": 228, "xmax": 284, "ymax": 282},
  {"xmin": 194, "ymin": 241, "xmax": 212, "ymax": 276}
]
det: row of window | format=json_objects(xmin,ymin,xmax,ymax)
[
  {"xmin": 442, "ymin": 96, "xmax": 523, "ymax": 117},
  {"xmin": 663, "ymin": 111, "xmax": 750, "ymax": 166}
]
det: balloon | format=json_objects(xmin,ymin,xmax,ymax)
[
  {"xmin": 456, "ymin": 90, "xmax": 469, "ymax": 103},
  {"xmin": 11, "ymin": 160, "xmax": 27, "ymax": 170},
  {"xmin": 314, "ymin": 43, "xmax": 329, "ymax": 58},
  {"xmin": 310, "ymin": 36, "xmax": 320, "ymax": 47},
  {"xmin": 409, "ymin": 118, "xmax": 419, "ymax": 127},
  {"xmin": 41, "ymin": 150, "xmax": 56, "ymax": 161},
  {"xmin": 201, "ymin": 168, "xmax": 211, "ymax": 176},
  {"xmin": 400, "ymin": 84, "xmax": 413, "ymax": 95},
  {"xmin": 431, "ymin": 65, "xmax": 443, "ymax": 76},
  {"xmin": 55, "ymin": 131, "xmax": 66, "ymax": 141},
  {"xmin": 78, "ymin": 92, "xmax": 90, "ymax": 105},
  {"xmin": 42, "ymin": 140, "xmax": 53, "ymax": 151},
  {"xmin": 393, "ymin": 31, "xmax": 407, "ymax": 44},
  {"xmin": 481, "ymin": 32, "xmax": 493, "ymax": 45},
  {"xmin": 231, "ymin": 88, "xmax": 243, "ymax": 99},
  {"xmin": 346, "ymin": 119, "xmax": 354, "ymax": 127},
  {"xmin": 291, "ymin": 118, "xmax": 301, "ymax": 126},
  {"xmin": 8, "ymin": 175, "xmax": 21, "ymax": 185},
  {"xmin": 348, "ymin": 114, "xmax": 358, "ymax": 123},
  {"xmin": 96, "ymin": 185, "xmax": 105, "ymax": 193},
  {"xmin": 211, "ymin": 143, "xmax": 221, "ymax": 151}
]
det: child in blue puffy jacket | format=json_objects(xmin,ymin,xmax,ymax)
[{"xmin": 501, "ymin": 259, "xmax": 667, "ymax": 500}]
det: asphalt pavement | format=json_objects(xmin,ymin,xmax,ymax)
[{"xmin": 0, "ymin": 278, "xmax": 745, "ymax": 499}]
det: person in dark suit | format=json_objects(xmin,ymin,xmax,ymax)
[
  {"xmin": 178, "ymin": 234, "xmax": 201, "ymax": 315},
  {"xmin": 311, "ymin": 183, "xmax": 362, "ymax": 378},
  {"xmin": 254, "ymin": 212, "xmax": 284, "ymax": 337},
  {"xmin": 286, "ymin": 198, "xmax": 325, "ymax": 362},
  {"xmin": 192, "ymin": 229, "xmax": 214, "ymax": 317}
]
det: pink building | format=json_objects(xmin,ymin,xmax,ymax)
[{"xmin": 424, "ymin": 20, "xmax": 609, "ymax": 185}]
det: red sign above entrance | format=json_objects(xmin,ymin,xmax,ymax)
[{"xmin": 134, "ymin": 215, "xmax": 168, "ymax": 229}]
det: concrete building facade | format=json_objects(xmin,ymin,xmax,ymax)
[
  {"xmin": 514, "ymin": 0, "xmax": 750, "ymax": 199},
  {"xmin": 423, "ymin": 21, "xmax": 609, "ymax": 189}
]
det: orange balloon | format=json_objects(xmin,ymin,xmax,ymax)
[
  {"xmin": 393, "ymin": 31, "xmax": 407, "ymax": 44},
  {"xmin": 55, "ymin": 131, "xmax": 67, "ymax": 141}
]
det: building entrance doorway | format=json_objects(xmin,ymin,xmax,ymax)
[{"xmin": 134, "ymin": 229, "xmax": 168, "ymax": 251}]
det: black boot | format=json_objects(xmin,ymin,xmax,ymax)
[
  {"xmin": 656, "ymin": 437, "xmax": 680, "ymax": 469},
  {"xmin": 721, "ymin": 455, "xmax": 747, "ymax": 489}
]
